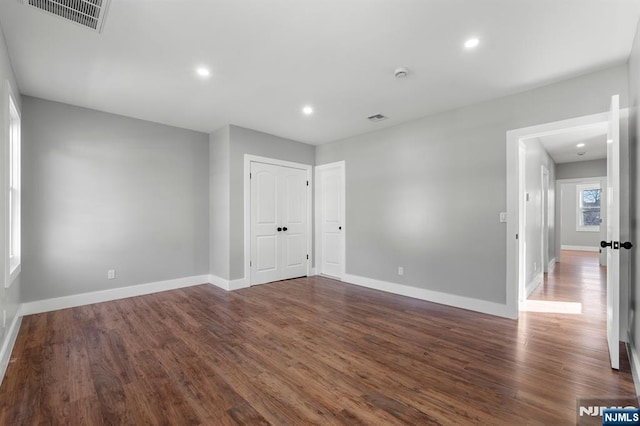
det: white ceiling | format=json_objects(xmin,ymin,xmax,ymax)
[
  {"xmin": 1, "ymin": 0, "xmax": 639, "ymax": 145},
  {"xmin": 536, "ymin": 125, "xmax": 608, "ymax": 164}
]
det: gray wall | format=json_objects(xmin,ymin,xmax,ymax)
[
  {"xmin": 559, "ymin": 177, "xmax": 606, "ymax": 248},
  {"xmin": 228, "ymin": 125, "xmax": 315, "ymax": 280},
  {"xmin": 22, "ymin": 97, "xmax": 210, "ymax": 302},
  {"xmin": 628, "ymin": 17, "xmax": 640, "ymax": 359},
  {"xmin": 209, "ymin": 127, "xmax": 230, "ymax": 280},
  {"xmin": 556, "ymin": 159, "xmax": 607, "ymax": 180},
  {"xmin": 0, "ymin": 23, "xmax": 20, "ymax": 352},
  {"xmin": 524, "ymin": 138, "xmax": 556, "ymax": 285},
  {"xmin": 316, "ymin": 65, "xmax": 628, "ymax": 305}
]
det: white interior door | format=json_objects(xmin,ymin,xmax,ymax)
[
  {"xmin": 605, "ymin": 94, "xmax": 620, "ymax": 370},
  {"xmin": 251, "ymin": 162, "xmax": 281, "ymax": 285},
  {"xmin": 280, "ymin": 167, "xmax": 308, "ymax": 280},
  {"xmin": 251, "ymin": 161, "xmax": 308, "ymax": 285},
  {"xmin": 316, "ymin": 162, "xmax": 345, "ymax": 279}
]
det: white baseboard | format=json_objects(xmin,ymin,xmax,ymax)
[
  {"xmin": 209, "ymin": 275, "xmax": 250, "ymax": 291},
  {"xmin": 20, "ymin": 274, "xmax": 211, "ymax": 316},
  {"xmin": 626, "ymin": 338, "xmax": 640, "ymax": 397},
  {"xmin": 547, "ymin": 257, "xmax": 556, "ymax": 273},
  {"xmin": 526, "ymin": 272, "xmax": 543, "ymax": 298},
  {"xmin": 0, "ymin": 309, "xmax": 22, "ymax": 386},
  {"xmin": 229, "ymin": 278, "xmax": 250, "ymax": 291},
  {"xmin": 310, "ymin": 268, "xmax": 317, "ymax": 276},
  {"xmin": 209, "ymin": 274, "xmax": 230, "ymax": 291},
  {"xmin": 561, "ymin": 245, "xmax": 599, "ymax": 252},
  {"xmin": 342, "ymin": 273, "xmax": 511, "ymax": 318}
]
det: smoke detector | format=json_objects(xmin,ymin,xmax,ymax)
[
  {"xmin": 368, "ymin": 114, "xmax": 388, "ymax": 122},
  {"xmin": 24, "ymin": 0, "xmax": 111, "ymax": 32},
  {"xmin": 394, "ymin": 67, "xmax": 409, "ymax": 78}
]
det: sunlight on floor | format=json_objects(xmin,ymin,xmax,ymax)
[{"xmin": 520, "ymin": 299, "xmax": 583, "ymax": 314}]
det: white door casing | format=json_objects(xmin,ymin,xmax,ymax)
[
  {"xmin": 247, "ymin": 156, "xmax": 311, "ymax": 286},
  {"xmin": 605, "ymin": 94, "xmax": 620, "ymax": 370},
  {"xmin": 315, "ymin": 162, "xmax": 345, "ymax": 279},
  {"xmin": 506, "ymin": 110, "xmax": 615, "ymax": 319}
]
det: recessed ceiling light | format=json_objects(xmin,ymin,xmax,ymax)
[
  {"xmin": 464, "ymin": 38, "xmax": 480, "ymax": 49},
  {"xmin": 302, "ymin": 106, "xmax": 314, "ymax": 115},
  {"xmin": 196, "ymin": 67, "xmax": 211, "ymax": 78},
  {"xmin": 576, "ymin": 143, "xmax": 586, "ymax": 148},
  {"xmin": 607, "ymin": 139, "xmax": 613, "ymax": 144}
]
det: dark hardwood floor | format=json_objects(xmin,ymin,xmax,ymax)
[{"xmin": 0, "ymin": 251, "xmax": 636, "ymax": 424}]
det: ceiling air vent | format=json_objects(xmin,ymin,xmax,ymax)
[
  {"xmin": 26, "ymin": 0, "xmax": 111, "ymax": 32},
  {"xmin": 367, "ymin": 114, "xmax": 388, "ymax": 123}
]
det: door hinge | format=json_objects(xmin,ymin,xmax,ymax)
[
  {"xmin": 306, "ymin": 254, "xmax": 309, "ymax": 260},
  {"xmin": 250, "ymin": 260, "xmax": 252, "ymax": 266},
  {"xmin": 306, "ymin": 180, "xmax": 309, "ymax": 186},
  {"xmin": 516, "ymin": 234, "xmax": 519, "ymax": 240},
  {"xmin": 250, "ymin": 173, "xmax": 252, "ymax": 179}
]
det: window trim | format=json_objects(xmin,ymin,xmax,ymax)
[
  {"xmin": 576, "ymin": 182, "xmax": 601, "ymax": 233},
  {"xmin": 4, "ymin": 81, "xmax": 20, "ymax": 288}
]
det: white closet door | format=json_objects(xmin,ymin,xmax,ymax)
[
  {"xmin": 250, "ymin": 162, "xmax": 281, "ymax": 285},
  {"xmin": 280, "ymin": 167, "xmax": 308, "ymax": 280},
  {"xmin": 251, "ymin": 161, "xmax": 308, "ymax": 285}
]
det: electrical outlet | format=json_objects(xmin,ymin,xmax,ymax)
[
  {"xmin": 398, "ymin": 266, "xmax": 404, "ymax": 276},
  {"xmin": 107, "ymin": 269, "xmax": 116, "ymax": 280}
]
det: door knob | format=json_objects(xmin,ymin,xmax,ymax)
[
  {"xmin": 283, "ymin": 227, "xmax": 288, "ymax": 231},
  {"xmin": 600, "ymin": 241, "xmax": 612, "ymax": 248},
  {"xmin": 621, "ymin": 241, "xmax": 634, "ymax": 250},
  {"xmin": 277, "ymin": 227, "xmax": 282, "ymax": 232}
]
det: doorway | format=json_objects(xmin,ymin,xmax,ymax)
[{"xmin": 506, "ymin": 96, "xmax": 628, "ymax": 370}]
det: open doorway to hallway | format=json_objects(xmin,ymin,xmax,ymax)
[{"xmin": 520, "ymin": 125, "xmax": 608, "ymax": 307}]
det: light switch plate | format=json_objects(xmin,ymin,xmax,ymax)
[{"xmin": 500, "ymin": 212, "xmax": 507, "ymax": 223}]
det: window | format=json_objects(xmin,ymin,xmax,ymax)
[
  {"xmin": 5, "ymin": 82, "xmax": 20, "ymax": 286},
  {"xmin": 576, "ymin": 183, "xmax": 601, "ymax": 232}
]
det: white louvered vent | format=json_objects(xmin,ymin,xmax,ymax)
[{"xmin": 26, "ymin": 0, "xmax": 111, "ymax": 32}]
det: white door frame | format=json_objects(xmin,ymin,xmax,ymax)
[
  {"xmin": 244, "ymin": 154, "xmax": 313, "ymax": 286},
  {"xmin": 314, "ymin": 161, "xmax": 346, "ymax": 280},
  {"xmin": 541, "ymin": 165, "xmax": 549, "ymax": 273},
  {"xmin": 506, "ymin": 111, "xmax": 610, "ymax": 319}
]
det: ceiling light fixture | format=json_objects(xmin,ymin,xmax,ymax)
[
  {"xmin": 576, "ymin": 143, "xmax": 585, "ymax": 148},
  {"xmin": 607, "ymin": 139, "xmax": 613, "ymax": 144},
  {"xmin": 196, "ymin": 67, "xmax": 211, "ymax": 78},
  {"xmin": 302, "ymin": 106, "xmax": 314, "ymax": 115},
  {"xmin": 464, "ymin": 38, "xmax": 480, "ymax": 49}
]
